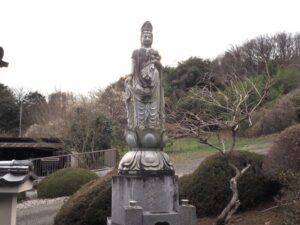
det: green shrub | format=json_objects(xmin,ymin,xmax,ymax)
[
  {"xmin": 37, "ymin": 168, "xmax": 98, "ymax": 198},
  {"xmin": 179, "ymin": 151, "xmax": 278, "ymax": 217},
  {"xmin": 17, "ymin": 192, "xmax": 26, "ymax": 202},
  {"xmin": 273, "ymin": 68, "xmax": 300, "ymax": 95},
  {"xmin": 54, "ymin": 170, "xmax": 116, "ymax": 225},
  {"xmin": 263, "ymin": 124, "xmax": 300, "ymax": 179}
]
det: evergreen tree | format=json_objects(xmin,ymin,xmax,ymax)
[{"xmin": 0, "ymin": 83, "xmax": 19, "ymax": 135}]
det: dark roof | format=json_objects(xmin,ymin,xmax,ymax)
[
  {"xmin": 0, "ymin": 142, "xmax": 62, "ymax": 149},
  {"xmin": 0, "ymin": 137, "xmax": 63, "ymax": 150},
  {"xmin": 0, "ymin": 137, "xmax": 62, "ymax": 143},
  {"xmin": 0, "ymin": 160, "xmax": 37, "ymax": 185}
]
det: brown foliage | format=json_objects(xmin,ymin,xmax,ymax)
[
  {"xmin": 244, "ymin": 90, "xmax": 300, "ymax": 137},
  {"xmin": 263, "ymin": 124, "xmax": 300, "ymax": 178},
  {"xmin": 280, "ymin": 172, "xmax": 300, "ymax": 225}
]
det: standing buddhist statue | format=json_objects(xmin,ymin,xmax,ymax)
[
  {"xmin": 119, "ymin": 21, "xmax": 173, "ymax": 175},
  {"xmin": 108, "ymin": 22, "xmax": 196, "ymax": 225}
]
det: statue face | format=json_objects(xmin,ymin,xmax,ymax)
[{"xmin": 141, "ymin": 32, "xmax": 153, "ymax": 48}]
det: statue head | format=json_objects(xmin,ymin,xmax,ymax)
[{"xmin": 140, "ymin": 21, "xmax": 153, "ymax": 48}]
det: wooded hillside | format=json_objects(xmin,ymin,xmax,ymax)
[{"xmin": 1, "ymin": 32, "xmax": 299, "ymax": 151}]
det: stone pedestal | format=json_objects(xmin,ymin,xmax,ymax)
[
  {"xmin": 108, "ymin": 174, "xmax": 196, "ymax": 225},
  {"xmin": 0, "ymin": 194, "xmax": 17, "ymax": 225}
]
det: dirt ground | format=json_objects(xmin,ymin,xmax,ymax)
[{"xmin": 197, "ymin": 200, "xmax": 283, "ymax": 225}]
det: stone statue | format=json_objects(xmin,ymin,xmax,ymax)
[
  {"xmin": 119, "ymin": 21, "xmax": 173, "ymax": 175},
  {"xmin": 0, "ymin": 47, "xmax": 9, "ymax": 67},
  {"xmin": 108, "ymin": 22, "xmax": 196, "ymax": 225}
]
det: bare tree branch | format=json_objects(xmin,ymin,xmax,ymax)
[{"xmin": 170, "ymin": 60, "xmax": 272, "ymax": 224}]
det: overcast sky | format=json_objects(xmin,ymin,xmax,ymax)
[{"xmin": 0, "ymin": 0, "xmax": 299, "ymax": 96}]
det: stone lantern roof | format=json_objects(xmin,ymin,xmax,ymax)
[{"xmin": 0, "ymin": 160, "xmax": 36, "ymax": 185}]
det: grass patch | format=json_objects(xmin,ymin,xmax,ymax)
[
  {"xmin": 165, "ymin": 134, "xmax": 276, "ymax": 162},
  {"xmin": 116, "ymin": 134, "xmax": 276, "ymax": 162}
]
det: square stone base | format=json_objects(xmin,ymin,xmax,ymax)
[{"xmin": 108, "ymin": 174, "xmax": 196, "ymax": 225}]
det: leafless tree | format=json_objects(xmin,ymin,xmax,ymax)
[
  {"xmin": 13, "ymin": 87, "xmax": 30, "ymax": 137},
  {"xmin": 211, "ymin": 32, "xmax": 300, "ymax": 82},
  {"xmin": 170, "ymin": 69, "xmax": 271, "ymax": 224},
  {"xmin": 25, "ymin": 91, "xmax": 77, "ymax": 140},
  {"xmin": 91, "ymin": 78, "xmax": 127, "ymax": 147}
]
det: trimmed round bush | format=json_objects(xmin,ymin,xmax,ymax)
[
  {"xmin": 37, "ymin": 168, "xmax": 98, "ymax": 198},
  {"xmin": 241, "ymin": 89, "xmax": 300, "ymax": 137},
  {"xmin": 281, "ymin": 172, "xmax": 300, "ymax": 225},
  {"xmin": 54, "ymin": 170, "xmax": 116, "ymax": 225},
  {"xmin": 263, "ymin": 124, "xmax": 300, "ymax": 178},
  {"xmin": 179, "ymin": 151, "xmax": 278, "ymax": 217},
  {"xmin": 262, "ymin": 125, "xmax": 300, "ymax": 225}
]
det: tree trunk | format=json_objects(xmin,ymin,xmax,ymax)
[{"xmin": 214, "ymin": 163, "xmax": 251, "ymax": 225}]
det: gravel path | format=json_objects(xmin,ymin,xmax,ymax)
[
  {"xmin": 173, "ymin": 158, "xmax": 204, "ymax": 176},
  {"xmin": 17, "ymin": 197, "xmax": 68, "ymax": 225}
]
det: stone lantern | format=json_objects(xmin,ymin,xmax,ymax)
[{"xmin": 0, "ymin": 160, "xmax": 36, "ymax": 225}]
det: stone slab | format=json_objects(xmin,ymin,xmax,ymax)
[
  {"xmin": 124, "ymin": 205, "xmax": 143, "ymax": 225},
  {"xmin": 111, "ymin": 175, "xmax": 179, "ymax": 225},
  {"xmin": 179, "ymin": 205, "xmax": 197, "ymax": 225}
]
